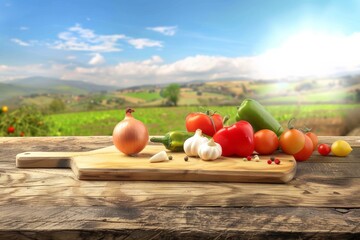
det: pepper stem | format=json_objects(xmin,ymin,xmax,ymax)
[
  {"xmin": 222, "ymin": 115, "xmax": 230, "ymax": 125},
  {"xmin": 150, "ymin": 136, "xmax": 166, "ymax": 143}
]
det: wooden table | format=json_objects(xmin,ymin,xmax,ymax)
[{"xmin": 1, "ymin": 136, "xmax": 359, "ymax": 239}]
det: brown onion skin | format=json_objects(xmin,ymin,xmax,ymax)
[{"xmin": 112, "ymin": 109, "xmax": 149, "ymax": 155}]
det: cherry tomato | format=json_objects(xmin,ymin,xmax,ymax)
[
  {"xmin": 318, "ymin": 144, "xmax": 331, "ymax": 156},
  {"xmin": 306, "ymin": 132, "xmax": 318, "ymax": 151},
  {"xmin": 293, "ymin": 135, "xmax": 313, "ymax": 161},
  {"xmin": 186, "ymin": 112, "xmax": 223, "ymax": 137},
  {"xmin": 7, "ymin": 126, "xmax": 15, "ymax": 134},
  {"xmin": 279, "ymin": 129, "xmax": 305, "ymax": 155},
  {"xmin": 254, "ymin": 129, "xmax": 279, "ymax": 155}
]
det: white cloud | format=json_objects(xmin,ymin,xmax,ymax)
[
  {"xmin": 0, "ymin": 65, "xmax": 9, "ymax": 71},
  {"xmin": 88, "ymin": 53, "xmax": 105, "ymax": 65},
  {"xmin": 128, "ymin": 38, "xmax": 163, "ymax": 49},
  {"xmin": 142, "ymin": 55, "xmax": 163, "ymax": 65},
  {"xmin": 254, "ymin": 31, "xmax": 360, "ymax": 79},
  {"xmin": 0, "ymin": 64, "xmax": 53, "ymax": 81},
  {"xmin": 147, "ymin": 26, "xmax": 177, "ymax": 36},
  {"xmin": 2, "ymin": 32, "xmax": 360, "ymax": 86},
  {"xmin": 11, "ymin": 38, "xmax": 31, "ymax": 46},
  {"xmin": 10, "ymin": 24, "xmax": 165, "ymax": 53},
  {"xmin": 52, "ymin": 24, "xmax": 163, "ymax": 52},
  {"xmin": 70, "ymin": 55, "xmax": 256, "ymax": 86},
  {"xmin": 52, "ymin": 24, "xmax": 126, "ymax": 52}
]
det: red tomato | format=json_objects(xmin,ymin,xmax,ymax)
[
  {"xmin": 318, "ymin": 144, "xmax": 331, "ymax": 156},
  {"xmin": 293, "ymin": 135, "xmax": 313, "ymax": 161},
  {"xmin": 186, "ymin": 112, "xmax": 223, "ymax": 137},
  {"xmin": 279, "ymin": 129, "xmax": 305, "ymax": 155},
  {"xmin": 7, "ymin": 126, "xmax": 15, "ymax": 134},
  {"xmin": 254, "ymin": 129, "xmax": 279, "ymax": 155},
  {"xmin": 306, "ymin": 132, "xmax": 318, "ymax": 151}
]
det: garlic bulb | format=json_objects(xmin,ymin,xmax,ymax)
[
  {"xmin": 198, "ymin": 138, "xmax": 222, "ymax": 161},
  {"xmin": 183, "ymin": 129, "xmax": 208, "ymax": 157}
]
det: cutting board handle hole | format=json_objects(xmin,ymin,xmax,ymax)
[{"xmin": 24, "ymin": 153, "xmax": 30, "ymax": 155}]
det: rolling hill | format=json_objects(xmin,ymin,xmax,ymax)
[
  {"xmin": 0, "ymin": 82, "xmax": 31, "ymax": 100},
  {"xmin": 0, "ymin": 77, "xmax": 113, "ymax": 100},
  {"xmin": 1, "ymin": 75, "xmax": 359, "ymax": 113}
]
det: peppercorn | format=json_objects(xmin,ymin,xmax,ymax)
[
  {"xmin": 184, "ymin": 156, "xmax": 189, "ymax": 161},
  {"xmin": 168, "ymin": 156, "xmax": 173, "ymax": 160},
  {"xmin": 267, "ymin": 159, "xmax": 272, "ymax": 164},
  {"xmin": 275, "ymin": 159, "xmax": 281, "ymax": 165}
]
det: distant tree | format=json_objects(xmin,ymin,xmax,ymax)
[
  {"xmin": 49, "ymin": 98, "xmax": 66, "ymax": 113},
  {"xmin": 161, "ymin": 83, "xmax": 181, "ymax": 106},
  {"xmin": 241, "ymin": 83, "xmax": 248, "ymax": 94},
  {"xmin": 356, "ymin": 89, "xmax": 360, "ymax": 103}
]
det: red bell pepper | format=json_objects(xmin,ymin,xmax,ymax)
[{"xmin": 213, "ymin": 120, "xmax": 255, "ymax": 157}]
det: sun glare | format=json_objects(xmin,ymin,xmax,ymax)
[{"xmin": 256, "ymin": 31, "xmax": 360, "ymax": 79}]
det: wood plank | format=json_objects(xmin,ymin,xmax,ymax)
[
  {"xmin": 0, "ymin": 205, "xmax": 359, "ymax": 239},
  {"xmin": 0, "ymin": 137, "xmax": 359, "ymax": 209},
  {"xmin": 318, "ymin": 136, "xmax": 360, "ymax": 147},
  {"xmin": 1, "ymin": 168, "xmax": 359, "ymax": 207},
  {"xmin": 1, "ymin": 136, "xmax": 359, "ymax": 238}
]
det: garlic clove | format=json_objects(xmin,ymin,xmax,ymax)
[{"xmin": 149, "ymin": 151, "xmax": 169, "ymax": 163}]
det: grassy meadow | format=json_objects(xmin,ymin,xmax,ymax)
[{"xmin": 45, "ymin": 104, "xmax": 360, "ymax": 136}]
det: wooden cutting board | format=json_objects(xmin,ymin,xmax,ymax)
[{"xmin": 16, "ymin": 145, "xmax": 297, "ymax": 183}]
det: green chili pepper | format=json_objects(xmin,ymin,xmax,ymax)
[
  {"xmin": 150, "ymin": 131, "xmax": 194, "ymax": 152},
  {"xmin": 235, "ymin": 98, "xmax": 283, "ymax": 136}
]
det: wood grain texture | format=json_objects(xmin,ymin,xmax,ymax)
[
  {"xmin": 0, "ymin": 205, "xmax": 359, "ymax": 240},
  {"xmin": 16, "ymin": 145, "xmax": 297, "ymax": 183},
  {"xmin": 318, "ymin": 135, "xmax": 360, "ymax": 147},
  {"xmin": 0, "ymin": 136, "xmax": 359, "ymax": 239}
]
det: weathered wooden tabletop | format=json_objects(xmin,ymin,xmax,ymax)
[{"xmin": 1, "ymin": 136, "xmax": 359, "ymax": 239}]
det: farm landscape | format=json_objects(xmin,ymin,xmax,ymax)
[{"xmin": 1, "ymin": 75, "xmax": 359, "ymax": 137}]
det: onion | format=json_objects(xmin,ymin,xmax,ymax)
[{"xmin": 112, "ymin": 108, "xmax": 149, "ymax": 155}]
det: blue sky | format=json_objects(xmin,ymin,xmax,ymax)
[{"xmin": 1, "ymin": 0, "xmax": 360, "ymax": 86}]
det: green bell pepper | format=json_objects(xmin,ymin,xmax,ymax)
[{"xmin": 235, "ymin": 98, "xmax": 283, "ymax": 136}]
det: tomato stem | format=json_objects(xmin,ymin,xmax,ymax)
[
  {"xmin": 206, "ymin": 110, "xmax": 216, "ymax": 134},
  {"xmin": 287, "ymin": 118, "xmax": 296, "ymax": 130},
  {"xmin": 300, "ymin": 125, "xmax": 312, "ymax": 133}
]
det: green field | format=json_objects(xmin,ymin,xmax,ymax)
[
  {"xmin": 45, "ymin": 104, "xmax": 360, "ymax": 136},
  {"xmin": 123, "ymin": 92, "xmax": 161, "ymax": 101}
]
